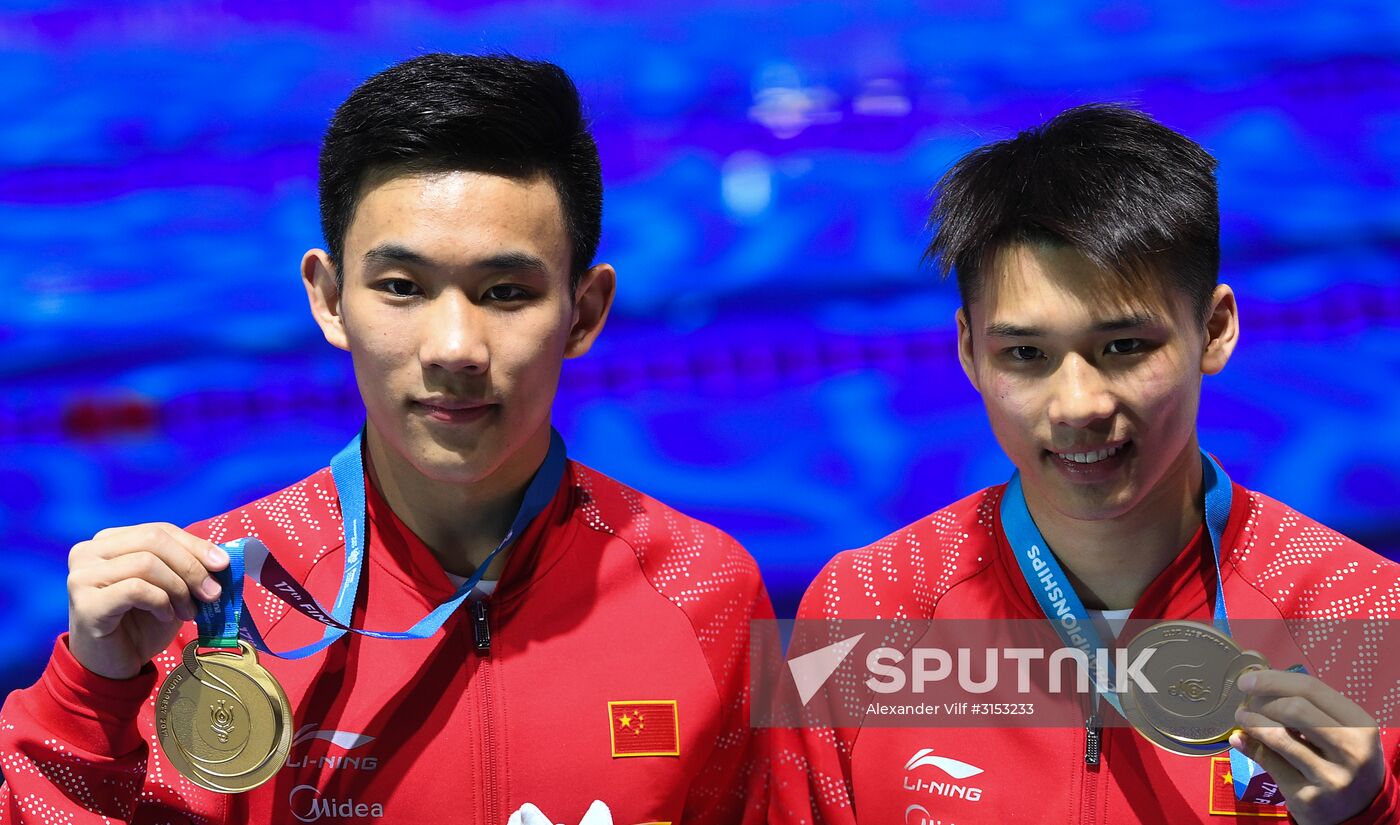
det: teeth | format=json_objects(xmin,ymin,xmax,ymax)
[{"xmin": 1065, "ymin": 445, "xmax": 1121, "ymax": 464}]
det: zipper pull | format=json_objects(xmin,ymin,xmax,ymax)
[
  {"xmin": 472, "ymin": 599, "xmax": 492, "ymax": 654},
  {"xmin": 1084, "ymin": 713, "xmax": 1101, "ymax": 767}
]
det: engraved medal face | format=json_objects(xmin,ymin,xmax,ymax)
[
  {"xmin": 1118, "ymin": 620, "xmax": 1269, "ymax": 755},
  {"xmin": 156, "ymin": 640, "xmax": 292, "ymax": 792},
  {"xmin": 1118, "ymin": 678, "xmax": 1236, "ymax": 757}
]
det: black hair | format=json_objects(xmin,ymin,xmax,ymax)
[
  {"xmin": 926, "ymin": 103, "xmax": 1219, "ymax": 321},
  {"xmin": 318, "ymin": 53, "xmax": 602, "ymax": 284}
]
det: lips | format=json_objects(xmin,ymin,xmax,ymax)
[
  {"xmin": 412, "ymin": 398, "xmax": 496, "ymax": 423},
  {"xmin": 416, "ymin": 398, "xmax": 492, "ymax": 412},
  {"xmin": 1045, "ymin": 440, "xmax": 1133, "ymax": 483}
]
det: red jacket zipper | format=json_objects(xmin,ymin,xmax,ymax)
[
  {"xmin": 473, "ymin": 599, "xmax": 498, "ymax": 825},
  {"xmin": 1082, "ymin": 708, "xmax": 1102, "ymax": 823}
]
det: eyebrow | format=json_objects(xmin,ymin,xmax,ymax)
[
  {"xmin": 362, "ymin": 243, "xmax": 552, "ymax": 276},
  {"xmin": 985, "ymin": 313, "xmax": 1161, "ymax": 337}
]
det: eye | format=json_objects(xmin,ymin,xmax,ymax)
[
  {"xmin": 1105, "ymin": 338, "xmax": 1146, "ymax": 355},
  {"xmin": 484, "ymin": 284, "xmax": 529, "ymax": 302},
  {"xmin": 1005, "ymin": 345, "xmax": 1043, "ymax": 362},
  {"xmin": 377, "ymin": 278, "xmax": 420, "ymax": 298}
]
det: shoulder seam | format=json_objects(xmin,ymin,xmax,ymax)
[{"xmin": 572, "ymin": 509, "xmax": 729, "ymax": 705}]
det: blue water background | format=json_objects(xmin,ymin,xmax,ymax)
[{"xmin": 3, "ymin": 0, "xmax": 1399, "ymax": 692}]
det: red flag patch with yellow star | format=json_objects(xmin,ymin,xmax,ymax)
[
  {"xmin": 608, "ymin": 700, "xmax": 680, "ymax": 758},
  {"xmin": 1208, "ymin": 757, "xmax": 1289, "ymax": 817}
]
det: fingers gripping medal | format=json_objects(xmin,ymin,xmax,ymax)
[{"xmin": 156, "ymin": 541, "xmax": 292, "ymax": 792}]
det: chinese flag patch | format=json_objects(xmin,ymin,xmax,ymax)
[
  {"xmin": 608, "ymin": 700, "xmax": 680, "ymax": 758},
  {"xmin": 1208, "ymin": 757, "xmax": 1288, "ymax": 817}
]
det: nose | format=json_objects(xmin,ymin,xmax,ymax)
[
  {"xmin": 1046, "ymin": 354, "xmax": 1115, "ymax": 429},
  {"xmin": 419, "ymin": 292, "xmax": 489, "ymax": 375}
]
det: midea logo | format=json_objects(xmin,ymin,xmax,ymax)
[{"xmin": 290, "ymin": 784, "xmax": 385, "ymax": 822}]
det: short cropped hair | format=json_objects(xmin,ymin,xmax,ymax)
[
  {"xmin": 318, "ymin": 53, "xmax": 602, "ymax": 284},
  {"xmin": 926, "ymin": 103, "xmax": 1219, "ymax": 321}
]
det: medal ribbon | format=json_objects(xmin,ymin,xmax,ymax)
[
  {"xmin": 1001, "ymin": 450, "xmax": 1283, "ymax": 804},
  {"xmin": 194, "ymin": 537, "xmax": 247, "ymax": 649},
  {"xmin": 1000, "ymin": 449, "xmax": 1233, "ymax": 717},
  {"xmin": 196, "ymin": 426, "xmax": 567, "ymax": 659}
]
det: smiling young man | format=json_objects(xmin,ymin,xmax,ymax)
[
  {"xmin": 0, "ymin": 54, "xmax": 773, "ymax": 824},
  {"xmin": 772, "ymin": 104, "xmax": 1399, "ymax": 824}
]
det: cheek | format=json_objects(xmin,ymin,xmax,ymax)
[
  {"xmin": 981, "ymin": 372, "xmax": 1042, "ymax": 439},
  {"xmin": 342, "ymin": 325, "xmax": 419, "ymax": 410},
  {"xmin": 1125, "ymin": 352, "xmax": 1197, "ymax": 423},
  {"xmin": 348, "ymin": 328, "xmax": 411, "ymax": 376},
  {"xmin": 491, "ymin": 310, "xmax": 571, "ymax": 376}
]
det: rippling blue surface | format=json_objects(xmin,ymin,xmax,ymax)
[{"xmin": 3, "ymin": 0, "xmax": 1399, "ymax": 692}]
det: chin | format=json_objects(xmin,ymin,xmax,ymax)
[
  {"xmin": 1056, "ymin": 491, "xmax": 1141, "ymax": 523},
  {"xmin": 1032, "ymin": 469, "xmax": 1144, "ymax": 523},
  {"xmin": 408, "ymin": 445, "xmax": 502, "ymax": 486}
]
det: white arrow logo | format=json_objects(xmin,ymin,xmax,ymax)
[
  {"xmin": 292, "ymin": 724, "xmax": 375, "ymax": 750},
  {"xmin": 787, "ymin": 633, "xmax": 865, "ymax": 705},
  {"xmin": 904, "ymin": 748, "xmax": 984, "ymax": 779}
]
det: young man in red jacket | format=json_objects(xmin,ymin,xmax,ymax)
[
  {"xmin": 772, "ymin": 104, "xmax": 1399, "ymax": 824},
  {"xmin": 0, "ymin": 54, "xmax": 773, "ymax": 825}
]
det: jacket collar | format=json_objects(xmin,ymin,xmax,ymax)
[
  {"xmin": 994, "ymin": 480, "xmax": 1252, "ymax": 623},
  {"xmin": 363, "ymin": 460, "xmax": 579, "ymax": 606}
]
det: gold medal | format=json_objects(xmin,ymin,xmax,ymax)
[
  {"xmin": 1118, "ymin": 620, "xmax": 1268, "ymax": 756},
  {"xmin": 156, "ymin": 640, "xmax": 292, "ymax": 792}
]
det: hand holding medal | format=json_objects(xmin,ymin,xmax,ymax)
[
  {"xmin": 1114, "ymin": 619, "xmax": 1385, "ymax": 822},
  {"xmin": 64, "ymin": 428, "xmax": 566, "ymax": 795},
  {"xmin": 155, "ymin": 543, "xmax": 293, "ymax": 793},
  {"xmin": 1229, "ymin": 668, "xmax": 1386, "ymax": 825},
  {"xmin": 65, "ymin": 523, "xmax": 232, "ymax": 682}
]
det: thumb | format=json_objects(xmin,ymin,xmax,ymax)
[
  {"xmin": 579, "ymin": 800, "xmax": 614, "ymax": 825},
  {"xmin": 509, "ymin": 803, "xmax": 552, "ymax": 825}
]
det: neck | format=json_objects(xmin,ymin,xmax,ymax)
[
  {"xmin": 1022, "ymin": 439, "xmax": 1205, "ymax": 611},
  {"xmin": 364, "ymin": 421, "xmax": 552, "ymax": 581}
]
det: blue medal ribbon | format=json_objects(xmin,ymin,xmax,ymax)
[
  {"xmin": 194, "ymin": 541, "xmax": 246, "ymax": 648},
  {"xmin": 195, "ymin": 426, "xmax": 567, "ymax": 658},
  {"xmin": 1001, "ymin": 449, "xmax": 1280, "ymax": 802}
]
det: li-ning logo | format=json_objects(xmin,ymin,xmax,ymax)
[
  {"xmin": 902, "ymin": 749, "xmax": 984, "ymax": 802},
  {"xmin": 1170, "ymin": 678, "xmax": 1211, "ymax": 702},
  {"xmin": 290, "ymin": 785, "xmax": 384, "ymax": 822},
  {"xmin": 905, "ymin": 749, "xmax": 983, "ymax": 779},
  {"xmin": 287, "ymin": 725, "xmax": 378, "ymax": 771},
  {"xmin": 209, "ymin": 700, "xmax": 235, "ymax": 743},
  {"xmin": 293, "ymin": 725, "xmax": 375, "ymax": 750}
]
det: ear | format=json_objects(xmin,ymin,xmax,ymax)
[
  {"xmin": 1199, "ymin": 284, "xmax": 1239, "ymax": 376},
  {"xmin": 564, "ymin": 263, "xmax": 616, "ymax": 359},
  {"xmin": 956, "ymin": 306, "xmax": 981, "ymax": 391},
  {"xmin": 302, "ymin": 248, "xmax": 350, "ymax": 352}
]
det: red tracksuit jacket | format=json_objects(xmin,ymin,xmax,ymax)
[
  {"xmin": 0, "ymin": 459, "xmax": 774, "ymax": 824},
  {"xmin": 772, "ymin": 478, "xmax": 1400, "ymax": 824}
]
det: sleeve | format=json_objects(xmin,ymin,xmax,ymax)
[
  {"xmin": 1336, "ymin": 733, "xmax": 1400, "ymax": 825},
  {"xmin": 767, "ymin": 557, "xmax": 860, "ymax": 825},
  {"xmin": 0, "ymin": 634, "xmax": 224, "ymax": 825},
  {"xmin": 679, "ymin": 567, "xmax": 777, "ymax": 825}
]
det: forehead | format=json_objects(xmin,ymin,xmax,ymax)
[
  {"xmin": 975, "ymin": 243, "xmax": 1186, "ymax": 330},
  {"xmin": 344, "ymin": 169, "xmax": 570, "ymax": 270}
]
